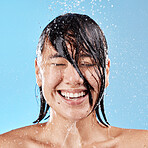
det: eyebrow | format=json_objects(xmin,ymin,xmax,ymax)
[
  {"xmin": 48, "ymin": 53, "xmax": 63, "ymax": 59},
  {"xmin": 48, "ymin": 53, "xmax": 92, "ymax": 59}
]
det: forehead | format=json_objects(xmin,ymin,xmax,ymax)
[
  {"xmin": 42, "ymin": 39, "xmax": 57, "ymax": 56},
  {"xmin": 42, "ymin": 39, "xmax": 92, "ymax": 59}
]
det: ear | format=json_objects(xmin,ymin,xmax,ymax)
[
  {"xmin": 35, "ymin": 58, "xmax": 42, "ymax": 87},
  {"xmin": 105, "ymin": 59, "xmax": 110, "ymax": 88}
]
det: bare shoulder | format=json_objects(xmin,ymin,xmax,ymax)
[
  {"xmin": 109, "ymin": 126, "xmax": 148, "ymax": 147},
  {"xmin": 0, "ymin": 123, "xmax": 46, "ymax": 148}
]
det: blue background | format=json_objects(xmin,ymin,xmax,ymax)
[{"xmin": 0, "ymin": 0, "xmax": 147, "ymax": 134}]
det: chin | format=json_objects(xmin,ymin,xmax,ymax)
[{"xmin": 60, "ymin": 107, "xmax": 92, "ymax": 122}]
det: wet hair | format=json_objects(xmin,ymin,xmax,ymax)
[{"xmin": 34, "ymin": 13, "xmax": 109, "ymax": 126}]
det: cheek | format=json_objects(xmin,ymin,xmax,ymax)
[
  {"xmin": 41, "ymin": 67, "xmax": 63, "ymax": 98},
  {"xmin": 83, "ymin": 68, "xmax": 100, "ymax": 92}
]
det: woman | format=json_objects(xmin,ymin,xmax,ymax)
[{"xmin": 0, "ymin": 13, "xmax": 147, "ymax": 148}]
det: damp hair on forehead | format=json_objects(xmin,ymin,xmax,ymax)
[{"xmin": 34, "ymin": 13, "xmax": 109, "ymax": 126}]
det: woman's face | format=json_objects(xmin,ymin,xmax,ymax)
[{"xmin": 35, "ymin": 40, "xmax": 109, "ymax": 121}]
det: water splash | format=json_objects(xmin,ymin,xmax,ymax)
[
  {"xmin": 48, "ymin": 0, "xmax": 115, "ymax": 19},
  {"xmin": 61, "ymin": 122, "xmax": 79, "ymax": 148}
]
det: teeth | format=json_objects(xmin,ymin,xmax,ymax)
[
  {"xmin": 69, "ymin": 93, "xmax": 73, "ymax": 98},
  {"xmin": 74, "ymin": 93, "xmax": 78, "ymax": 97},
  {"xmin": 60, "ymin": 91, "xmax": 86, "ymax": 99}
]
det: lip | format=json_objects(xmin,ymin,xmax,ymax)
[{"xmin": 57, "ymin": 89, "xmax": 88, "ymax": 106}]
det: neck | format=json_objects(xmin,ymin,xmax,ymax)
[{"xmin": 40, "ymin": 108, "xmax": 107, "ymax": 147}]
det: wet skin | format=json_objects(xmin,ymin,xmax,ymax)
[
  {"xmin": 36, "ymin": 40, "xmax": 103, "ymax": 121},
  {"xmin": 0, "ymin": 40, "xmax": 147, "ymax": 148}
]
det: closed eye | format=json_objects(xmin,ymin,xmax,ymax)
[
  {"xmin": 79, "ymin": 62, "xmax": 96, "ymax": 67},
  {"xmin": 51, "ymin": 63, "xmax": 66, "ymax": 66}
]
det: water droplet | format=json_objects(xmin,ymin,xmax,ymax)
[
  {"xmin": 19, "ymin": 142, "xmax": 22, "ymax": 145},
  {"xmin": 35, "ymin": 130, "xmax": 39, "ymax": 134}
]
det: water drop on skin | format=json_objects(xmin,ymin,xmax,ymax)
[
  {"xmin": 19, "ymin": 142, "xmax": 22, "ymax": 145},
  {"xmin": 46, "ymin": 141, "xmax": 49, "ymax": 144}
]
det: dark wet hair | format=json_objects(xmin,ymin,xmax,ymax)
[{"xmin": 34, "ymin": 13, "xmax": 109, "ymax": 126}]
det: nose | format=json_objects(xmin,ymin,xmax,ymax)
[{"xmin": 63, "ymin": 63, "xmax": 84, "ymax": 86}]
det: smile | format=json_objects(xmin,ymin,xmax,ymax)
[
  {"xmin": 57, "ymin": 90, "xmax": 88, "ymax": 105},
  {"xmin": 59, "ymin": 90, "xmax": 87, "ymax": 99}
]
